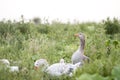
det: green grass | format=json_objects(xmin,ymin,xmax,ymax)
[{"xmin": 0, "ymin": 19, "xmax": 120, "ymax": 80}]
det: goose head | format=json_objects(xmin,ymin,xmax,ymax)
[
  {"xmin": 74, "ymin": 33, "xmax": 85, "ymax": 41},
  {"xmin": 34, "ymin": 59, "xmax": 48, "ymax": 70},
  {"xmin": 0, "ymin": 59, "xmax": 19, "ymax": 72},
  {"xmin": 59, "ymin": 58, "xmax": 65, "ymax": 63},
  {"xmin": 0, "ymin": 59, "xmax": 10, "ymax": 67}
]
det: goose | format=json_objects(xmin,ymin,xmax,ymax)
[
  {"xmin": 34, "ymin": 58, "xmax": 66, "ymax": 76},
  {"xmin": 0, "ymin": 59, "xmax": 19, "ymax": 72},
  {"xmin": 71, "ymin": 33, "xmax": 90, "ymax": 64},
  {"xmin": 34, "ymin": 58, "xmax": 81, "ymax": 76}
]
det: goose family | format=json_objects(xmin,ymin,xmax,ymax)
[
  {"xmin": 71, "ymin": 33, "xmax": 90, "ymax": 64},
  {"xmin": 0, "ymin": 33, "xmax": 89, "ymax": 77},
  {"xmin": 34, "ymin": 58, "xmax": 82, "ymax": 76},
  {"xmin": 0, "ymin": 59, "xmax": 19, "ymax": 72},
  {"xmin": 34, "ymin": 32, "xmax": 90, "ymax": 77}
]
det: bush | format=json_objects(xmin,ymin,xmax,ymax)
[
  {"xmin": 37, "ymin": 24, "xmax": 50, "ymax": 34},
  {"xmin": 103, "ymin": 17, "xmax": 120, "ymax": 36},
  {"xmin": 0, "ymin": 21, "xmax": 15, "ymax": 37},
  {"xmin": 16, "ymin": 22, "xmax": 31, "ymax": 34}
]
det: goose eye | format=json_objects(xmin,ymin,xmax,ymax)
[{"xmin": 36, "ymin": 63, "xmax": 38, "ymax": 66}]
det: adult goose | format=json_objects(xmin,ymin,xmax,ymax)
[
  {"xmin": 71, "ymin": 33, "xmax": 90, "ymax": 64},
  {"xmin": 34, "ymin": 58, "xmax": 81, "ymax": 76}
]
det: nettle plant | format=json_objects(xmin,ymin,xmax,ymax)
[{"xmin": 105, "ymin": 39, "xmax": 119, "ymax": 55}]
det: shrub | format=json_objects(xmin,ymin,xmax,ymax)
[
  {"xmin": 16, "ymin": 22, "xmax": 31, "ymax": 34},
  {"xmin": 0, "ymin": 21, "xmax": 15, "ymax": 37},
  {"xmin": 37, "ymin": 24, "xmax": 50, "ymax": 34},
  {"xmin": 103, "ymin": 17, "xmax": 120, "ymax": 36}
]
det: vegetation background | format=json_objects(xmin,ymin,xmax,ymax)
[{"xmin": 0, "ymin": 16, "xmax": 120, "ymax": 80}]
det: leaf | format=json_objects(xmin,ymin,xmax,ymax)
[
  {"xmin": 105, "ymin": 39, "xmax": 111, "ymax": 47},
  {"xmin": 76, "ymin": 73, "xmax": 109, "ymax": 80},
  {"xmin": 112, "ymin": 40, "xmax": 119, "ymax": 48},
  {"xmin": 111, "ymin": 66, "xmax": 120, "ymax": 80},
  {"xmin": 31, "ymin": 55, "xmax": 40, "ymax": 61}
]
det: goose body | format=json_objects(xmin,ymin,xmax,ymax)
[
  {"xmin": 9, "ymin": 66, "xmax": 19, "ymax": 72},
  {"xmin": 63, "ymin": 62, "xmax": 82, "ymax": 76},
  {"xmin": 72, "ymin": 49, "xmax": 84, "ymax": 64},
  {"xmin": 34, "ymin": 58, "xmax": 81, "ymax": 76},
  {"xmin": 45, "ymin": 62, "xmax": 66, "ymax": 76}
]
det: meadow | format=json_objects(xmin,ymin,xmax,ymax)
[{"xmin": 0, "ymin": 17, "xmax": 120, "ymax": 80}]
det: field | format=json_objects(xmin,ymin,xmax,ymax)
[{"xmin": 0, "ymin": 18, "xmax": 120, "ymax": 80}]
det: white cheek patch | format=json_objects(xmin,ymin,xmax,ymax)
[{"xmin": 34, "ymin": 61, "xmax": 39, "ymax": 67}]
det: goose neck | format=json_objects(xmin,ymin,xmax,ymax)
[{"xmin": 80, "ymin": 39, "xmax": 85, "ymax": 54}]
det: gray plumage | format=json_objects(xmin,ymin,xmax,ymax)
[{"xmin": 71, "ymin": 33, "xmax": 90, "ymax": 64}]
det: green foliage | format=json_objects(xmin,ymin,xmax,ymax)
[
  {"xmin": 37, "ymin": 24, "xmax": 50, "ymax": 34},
  {"xmin": 113, "ymin": 40, "xmax": 119, "ymax": 48},
  {"xmin": 0, "ymin": 21, "xmax": 15, "ymax": 37},
  {"xmin": 76, "ymin": 73, "xmax": 109, "ymax": 80},
  {"xmin": 105, "ymin": 39, "xmax": 119, "ymax": 55},
  {"xmin": 111, "ymin": 66, "xmax": 120, "ymax": 80},
  {"xmin": 0, "ymin": 19, "xmax": 120, "ymax": 80},
  {"xmin": 16, "ymin": 22, "xmax": 31, "ymax": 34},
  {"xmin": 103, "ymin": 17, "xmax": 120, "ymax": 36}
]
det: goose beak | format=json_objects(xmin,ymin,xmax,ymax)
[
  {"xmin": 74, "ymin": 34, "xmax": 79, "ymax": 37},
  {"xmin": 34, "ymin": 66, "xmax": 38, "ymax": 70}
]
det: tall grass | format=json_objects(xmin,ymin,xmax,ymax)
[{"xmin": 0, "ymin": 19, "xmax": 120, "ymax": 80}]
